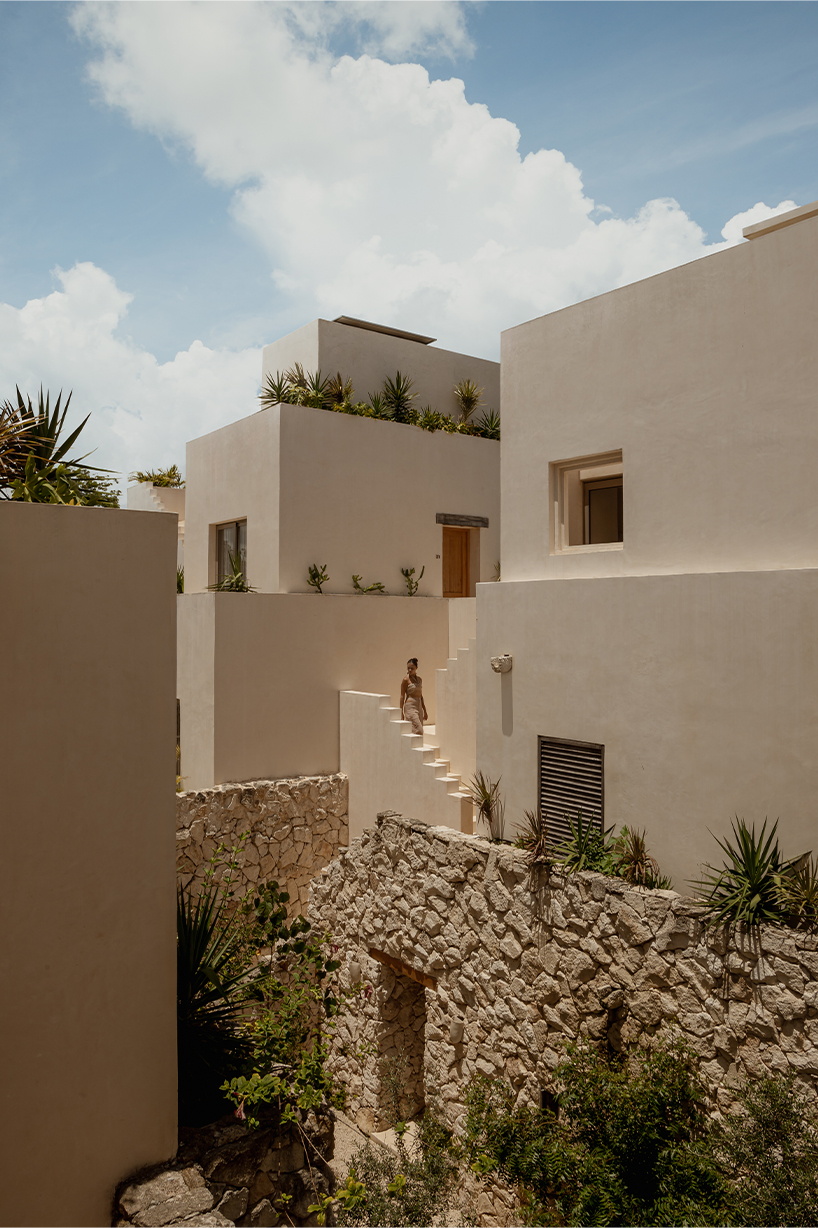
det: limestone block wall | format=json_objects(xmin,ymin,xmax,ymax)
[
  {"xmin": 311, "ymin": 812, "xmax": 818, "ymax": 1133},
  {"xmin": 177, "ymin": 775, "xmax": 348, "ymax": 912}
]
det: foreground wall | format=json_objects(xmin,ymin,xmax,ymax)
[
  {"xmin": 177, "ymin": 775, "xmax": 349, "ymax": 914},
  {"xmin": 311, "ymin": 814, "xmax": 818, "ymax": 1134},
  {"xmin": 477, "ymin": 568, "xmax": 818, "ymax": 888},
  {"xmin": 178, "ymin": 593, "xmax": 450, "ymax": 790},
  {"xmin": 0, "ymin": 504, "xmax": 177, "ymax": 1227}
]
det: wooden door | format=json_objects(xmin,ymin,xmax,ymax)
[{"xmin": 442, "ymin": 527, "xmax": 470, "ymax": 597}]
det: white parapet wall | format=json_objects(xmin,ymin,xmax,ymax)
[
  {"xmin": 434, "ymin": 637, "xmax": 477, "ymax": 786},
  {"xmin": 340, "ymin": 690, "xmax": 472, "ymax": 840}
]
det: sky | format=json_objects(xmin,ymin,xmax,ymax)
[{"xmin": 1, "ymin": 1, "xmax": 816, "ymax": 489}]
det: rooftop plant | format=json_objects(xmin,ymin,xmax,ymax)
[
  {"xmin": 308, "ymin": 563, "xmax": 329, "ymax": 593},
  {"xmin": 382, "ymin": 371, "xmax": 417, "ymax": 424},
  {"xmin": 208, "ymin": 547, "xmax": 255, "ymax": 592},
  {"xmin": 401, "ymin": 565, "xmax": 424, "ymax": 596},
  {"xmin": 453, "ymin": 378, "xmax": 483, "ymax": 423},
  {"xmin": 129, "ymin": 464, "xmax": 185, "ymax": 488},
  {"xmin": 352, "ymin": 573, "xmax": 386, "ymax": 594}
]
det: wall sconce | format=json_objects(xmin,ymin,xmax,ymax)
[{"xmin": 490, "ymin": 655, "xmax": 512, "ymax": 673}]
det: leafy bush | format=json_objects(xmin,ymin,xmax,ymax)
[
  {"xmin": 694, "ymin": 817, "xmax": 801, "ymax": 928},
  {"xmin": 129, "ymin": 464, "xmax": 184, "ymax": 488},
  {"xmin": 465, "ymin": 1038, "xmax": 731, "ymax": 1227},
  {"xmin": 712, "ymin": 1072, "xmax": 818, "ymax": 1226},
  {"xmin": 556, "ymin": 809, "xmax": 616, "ymax": 873},
  {"xmin": 333, "ymin": 1108, "xmax": 460, "ymax": 1227}
]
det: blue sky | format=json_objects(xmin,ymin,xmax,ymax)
[{"xmin": 0, "ymin": 1, "xmax": 815, "ymax": 480}]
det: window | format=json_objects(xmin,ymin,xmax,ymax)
[
  {"xmin": 216, "ymin": 520, "xmax": 247, "ymax": 583},
  {"xmin": 538, "ymin": 736, "xmax": 604, "ymax": 849},
  {"xmin": 551, "ymin": 451, "xmax": 623, "ymax": 553}
]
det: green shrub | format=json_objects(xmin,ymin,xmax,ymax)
[
  {"xmin": 308, "ymin": 562, "xmax": 329, "ymax": 593},
  {"xmin": 465, "ymin": 1037, "xmax": 731, "ymax": 1226}
]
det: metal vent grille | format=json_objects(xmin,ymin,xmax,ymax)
[{"xmin": 538, "ymin": 736, "xmax": 604, "ymax": 850}]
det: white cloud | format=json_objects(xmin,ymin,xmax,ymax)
[
  {"xmin": 0, "ymin": 262, "xmax": 260, "ymax": 488},
  {"xmin": 718, "ymin": 199, "xmax": 797, "ymax": 246},
  {"xmin": 70, "ymin": 0, "xmax": 794, "ymax": 364}
]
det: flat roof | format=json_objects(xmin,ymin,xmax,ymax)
[
  {"xmin": 743, "ymin": 199, "xmax": 818, "ymax": 240},
  {"xmin": 333, "ymin": 316, "xmax": 436, "ymax": 345}
]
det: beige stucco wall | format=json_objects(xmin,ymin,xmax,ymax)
[
  {"xmin": 178, "ymin": 593, "xmax": 451, "ymax": 790},
  {"xmin": 477, "ymin": 569, "xmax": 818, "ymax": 890},
  {"xmin": 184, "ymin": 404, "xmax": 499, "ymax": 598},
  {"xmin": 262, "ymin": 317, "xmax": 500, "ymax": 420},
  {"xmin": 127, "ymin": 483, "xmax": 186, "ymax": 568},
  {"xmin": 500, "ymin": 212, "xmax": 818, "ymax": 582},
  {"xmin": 0, "ymin": 503, "xmax": 177, "ymax": 1227}
]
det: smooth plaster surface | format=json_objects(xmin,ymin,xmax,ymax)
[
  {"xmin": 184, "ymin": 404, "xmax": 499, "ymax": 598},
  {"xmin": 177, "ymin": 593, "xmax": 450, "ymax": 789},
  {"xmin": 500, "ymin": 212, "xmax": 818, "ymax": 583},
  {"xmin": 0, "ymin": 504, "xmax": 177, "ymax": 1226},
  {"xmin": 261, "ymin": 317, "xmax": 500, "ymax": 421},
  {"xmin": 478, "ymin": 570, "xmax": 818, "ymax": 889}
]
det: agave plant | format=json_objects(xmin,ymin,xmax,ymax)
[
  {"xmin": 129, "ymin": 464, "xmax": 184, "ymax": 488},
  {"xmin": 468, "ymin": 771, "xmax": 505, "ymax": 841},
  {"xmin": 556, "ymin": 809, "xmax": 615, "ymax": 873},
  {"xmin": 776, "ymin": 855, "xmax": 818, "ymax": 928},
  {"xmin": 474, "ymin": 408, "xmax": 501, "ymax": 440},
  {"xmin": 208, "ymin": 547, "xmax": 256, "ymax": 593},
  {"xmin": 693, "ymin": 817, "xmax": 801, "ymax": 928},
  {"xmin": 453, "ymin": 378, "xmax": 483, "ymax": 423},
  {"xmin": 382, "ymin": 371, "xmax": 417, "ymax": 424}
]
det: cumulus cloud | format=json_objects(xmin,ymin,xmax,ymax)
[
  {"xmin": 0, "ymin": 262, "xmax": 260, "ymax": 488},
  {"xmin": 70, "ymin": 1, "xmax": 800, "ymax": 360}
]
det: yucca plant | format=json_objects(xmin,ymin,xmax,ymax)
[
  {"xmin": 693, "ymin": 817, "xmax": 801, "ymax": 929},
  {"xmin": 129, "ymin": 464, "xmax": 184, "ymax": 488},
  {"xmin": 556, "ymin": 809, "xmax": 615, "ymax": 873},
  {"xmin": 776, "ymin": 855, "xmax": 818, "ymax": 929},
  {"xmin": 453, "ymin": 378, "xmax": 483, "ymax": 423},
  {"xmin": 367, "ymin": 392, "xmax": 391, "ymax": 419},
  {"xmin": 326, "ymin": 371, "xmax": 354, "ymax": 407},
  {"xmin": 382, "ymin": 371, "xmax": 417, "ymax": 424},
  {"xmin": 259, "ymin": 370, "xmax": 290, "ymax": 408},
  {"xmin": 515, "ymin": 809, "xmax": 552, "ymax": 868},
  {"xmin": 474, "ymin": 408, "xmax": 501, "ymax": 440},
  {"xmin": 611, "ymin": 826, "xmax": 671, "ymax": 889},
  {"xmin": 177, "ymin": 878, "xmax": 252, "ymax": 1122},
  {"xmin": 468, "ymin": 771, "xmax": 505, "ymax": 841},
  {"xmin": 285, "ymin": 362, "xmax": 331, "ymax": 408}
]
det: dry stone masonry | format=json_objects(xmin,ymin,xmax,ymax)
[
  {"xmin": 310, "ymin": 811, "xmax": 818, "ymax": 1133},
  {"xmin": 176, "ymin": 775, "xmax": 348, "ymax": 912}
]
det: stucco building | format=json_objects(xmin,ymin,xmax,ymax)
[{"xmin": 478, "ymin": 199, "xmax": 818, "ymax": 889}]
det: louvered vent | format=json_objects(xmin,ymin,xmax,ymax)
[{"xmin": 538, "ymin": 736, "xmax": 604, "ymax": 850}]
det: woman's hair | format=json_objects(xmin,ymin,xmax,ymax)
[{"xmin": 407, "ymin": 657, "xmax": 418, "ymax": 667}]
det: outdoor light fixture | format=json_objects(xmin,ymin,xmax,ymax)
[{"xmin": 490, "ymin": 654, "xmax": 513, "ymax": 673}]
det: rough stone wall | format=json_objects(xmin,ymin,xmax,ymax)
[
  {"xmin": 177, "ymin": 775, "xmax": 348, "ymax": 912},
  {"xmin": 114, "ymin": 1108, "xmax": 334, "ymax": 1227},
  {"xmin": 311, "ymin": 812, "xmax": 818, "ymax": 1133}
]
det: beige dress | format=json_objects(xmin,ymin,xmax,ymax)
[{"xmin": 403, "ymin": 676, "xmax": 424, "ymax": 735}]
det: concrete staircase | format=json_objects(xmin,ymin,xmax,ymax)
[{"xmin": 340, "ymin": 690, "xmax": 474, "ymax": 841}]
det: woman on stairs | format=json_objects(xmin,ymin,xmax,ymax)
[{"xmin": 400, "ymin": 658, "xmax": 428, "ymax": 736}]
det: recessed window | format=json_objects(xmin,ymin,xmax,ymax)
[
  {"xmin": 216, "ymin": 520, "xmax": 247, "ymax": 583},
  {"xmin": 551, "ymin": 451, "xmax": 623, "ymax": 553}
]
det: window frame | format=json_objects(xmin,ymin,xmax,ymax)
[
  {"xmin": 216, "ymin": 519, "xmax": 248, "ymax": 584},
  {"xmin": 550, "ymin": 450, "xmax": 624, "ymax": 555}
]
